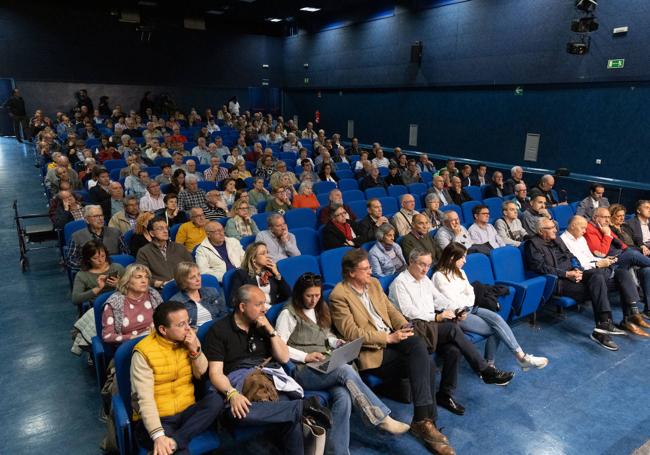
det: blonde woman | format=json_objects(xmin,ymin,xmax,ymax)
[
  {"xmin": 225, "ymin": 199, "xmax": 260, "ymax": 240},
  {"xmin": 235, "ymin": 158, "xmax": 252, "ymax": 179},
  {"xmin": 101, "ymin": 264, "xmax": 163, "ymax": 345},
  {"xmin": 129, "ymin": 211, "xmax": 155, "ymax": 256}
]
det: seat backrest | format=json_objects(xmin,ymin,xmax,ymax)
[
  {"xmin": 482, "ymin": 197, "xmax": 503, "ymax": 224},
  {"xmin": 337, "ymin": 170, "xmax": 354, "ymax": 180},
  {"xmin": 480, "ymin": 185, "xmax": 490, "ymax": 199},
  {"xmin": 266, "ymin": 302, "xmax": 286, "ymax": 326},
  {"xmin": 420, "ymin": 171, "xmax": 433, "ymax": 183},
  {"xmin": 110, "ymin": 254, "xmax": 135, "ymax": 268},
  {"xmin": 464, "ymin": 186, "xmax": 483, "ymax": 201},
  {"xmin": 94, "ymin": 291, "xmax": 115, "ymax": 339},
  {"xmin": 378, "ymin": 197, "xmax": 398, "ymax": 216},
  {"xmin": 251, "ymin": 213, "xmax": 268, "ymax": 231},
  {"xmin": 335, "ymin": 162, "xmax": 351, "ymax": 170},
  {"xmin": 285, "ymin": 208, "xmax": 317, "ymax": 230},
  {"xmin": 221, "ymin": 268, "xmax": 237, "ymax": 305},
  {"xmin": 162, "ymin": 280, "xmax": 180, "ymax": 301},
  {"xmin": 551, "ymin": 205, "xmax": 573, "ymax": 231},
  {"xmin": 256, "ymin": 200, "xmax": 268, "ymax": 214},
  {"xmin": 319, "ymin": 246, "xmax": 353, "ymax": 285},
  {"xmin": 342, "ymin": 189, "xmax": 365, "ymax": 202},
  {"xmin": 240, "ymin": 235, "xmax": 257, "ymax": 249},
  {"xmin": 197, "ymin": 319, "xmax": 216, "ymax": 342},
  {"xmin": 365, "ymin": 187, "xmax": 387, "ymax": 199},
  {"xmin": 407, "ymin": 183, "xmax": 427, "ymax": 195},
  {"xmin": 316, "ymin": 193, "xmax": 330, "ymax": 207},
  {"xmin": 64, "ymin": 220, "xmax": 87, "ymax": 245},
  {"xmin": 169, "ymin": 223, "xmax": 182, "ymax": 241},
  {"xmin": 198, "ymin": 181, "xmax": 216, "ymax": 192},
  {"xmin": 387, "ymin": 185, "xmax": 408, "ymax": 199},
  {"xmin": 123, "ymin": 229, "xmax": 135, "ymax": 247},
  {"xmin": 109, "ymin": 168, "xmax": 123, "ymax": 181},
  {"xmin": 463, "ymin": 253, "xmax": 496, "ymax": 285},
  {"xmin": 461, "ymin": 201, "xmax": 481, "ymax": 225},
  {"xmin": 103, "ymin": 159, "xmax": 126, "ymax": 171},
  {"xmin": 491, "ymin": 246, "xmax": 527, "ymax": 282},
  {"xmin": 277, "ymin": 255, "xmax": 321, "ymax": 288},
  {"xmin": 314, "ymin": 181, "xmax": 337, "ymax": 195},
  {"xmin": 440, "ymin": 204, "xmax": 464, "ymax": 223},
  {"xmin": 348, "ymin": 200, "xmax": 368, "ymax": 219},
  {"xmin": 290, "ymin": 227, "xmax": 320, "ymax": 256},
  {"xmin": 338, "ymin": 178, "xmax": 359, "ymax": 192},
  {"xmin": 114, "ymin": 337, "xmax": 145, "ymax": 419}
]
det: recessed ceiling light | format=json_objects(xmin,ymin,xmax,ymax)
[
  {"xmin": 206, "ymin": 10, "xmax": 224, "ymax": 15},
  {"xmin": 300, "ymin": 7, "xmax": 321, "ymax": 12},
  {"xmin": 266, "ymin": 17, "xmax": 282, "ymax": 22}
]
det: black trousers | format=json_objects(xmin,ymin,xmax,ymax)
[
  {"xmin": 10, "ymin": 115, "xmax": 29, "ymax": 141},
  {"xmin": 557, "ymin": 268, "xmax": 621, "ymax": 324},
  {"xmin": 134, "ymin": 389, "xmax": 224, "ymax": 454},
  {"xmin": 435, "ymin": 321, "xmax": 489, "ymax": 397},
  {"xmin": 364, "ymin": 335, "xmax": 435, "ymax": 419}
]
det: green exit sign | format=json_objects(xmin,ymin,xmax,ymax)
[{"xmin": 607, "ymin": 59, "xmax": 625, "ymax": 69}]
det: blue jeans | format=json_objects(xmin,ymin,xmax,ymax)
[
  {"xmin": 295, "ymin": 363, "xmax": 391, "ymax": 455},
  {"xmin": 459, "ymin": 307, "xmax": 522, "ymax": 361}
]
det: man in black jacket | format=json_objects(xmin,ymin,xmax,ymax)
[
  {"xmin": 356, "ymin": 198, "xmax": 390, "ymax": 244},
  {"xmin": 524, "ymin": 218, "xmax": 626, "ymax": 351},
  {"xmin": 89, "ymin": 168, "xmax": 112, "ymax": 222},
  {"xmin": 3, "ymin": 88, "xmax": 28, "ymax": 142}
]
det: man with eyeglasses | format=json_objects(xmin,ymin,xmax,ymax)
[
  {"xmin": 196, "ymin": 221, "xmax": 244, "ymax": 281},
  {"xmin": 205, "ymin": 285, "xmax": 332, "ymax": 455},
  {"xmin": 512, "ymin": 183, "xmax": 530, "ymax": 213},
  {"xmin": 256, "ymin": 213, "xmax": 300, "ymax": 262},
  {"xmin": 139, "ymin": 180, "xmax": 165, "ymax": 212},
  {"xmin": 137, "ymin": 217, "xmax": 193, "ymax": 289},
  {"xmin": 435, "ymin": 211, "xmax": 474, "ymax": 252},
  {"xmin": 176, "ymin": 207, "xmax": 208, "ymax": 252},
  {"xmin": 468, "ymin": 204, "xmax": 506, "ymax": 251},
  {"xmin": 391, "ymin": 194, "xmax": 420, "ymax": 237},
  {"xmin": 66, "ymin": 204, "xmax": 128, "ymax": 269},
  {"xmin": 330, "ymin": 249, "xmax": 455, "ymax": 455},
  {"xmin": 131, "ymin": 301, "xmax": 223, "ymax": 455},
  {"xmin": 525, "ymin": 218, "xmax": 626, "ymax": 351}
]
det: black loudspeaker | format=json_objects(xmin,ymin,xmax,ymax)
[
  {"xmin": 410, "ymin": 41, "xmax": 423, "ymax": 64},
  {"xmin": 555, "ymin": 168, "xmax": 571, "ymax": 177}
]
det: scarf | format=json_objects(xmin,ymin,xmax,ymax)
[
  {"xmin": 333, "ymin": 220, "xmax": 353, "ymax": 241},
  {"xmin": 234, "ymin": 215, "xmax": 254, "ymax": 236}
]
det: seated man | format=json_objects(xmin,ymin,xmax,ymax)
[
  {"xmin": 176, "ymin": 207, "xmax": 208, "ymax": 252},
  {"xmin": 185, "ymin": 160, "xmax": 204, "ymax": 182},
  {"xmin": 512, "ymin": 183, "xmax": 530, "ymax": 213},
  {"xmin": 265, "ymin": 185, "xmax": 293, "ymax": 215},
  {"xmin": 562, "ymin": 215, "xmax": 649, "ymax": 337},
  {"xmin": 483, "ymin": 171, "xmax": 505, "ymax": 199},
  {"xmin": 576, "ymin": 183, "xmax": 610, "ymax": 219},
  {"xmin": 131, "ymin": 301, "xmax": 223, "ymax": 454},
  {"xmin": 137, "ymin": 217, "xmax": 193, "ymax": 289},
  {"xmin": 177, "ymin": 175, "xmax": 207, "ymax": 212},
  {"xmin": 427, "ymin": 175, "xmax": 452, "ymax": 207},
  {"xmin": 89, "ymin": 167, "xmax": 112, "ymax": 220},
  {"xmin": 525, "ymin": 218, "xmax": 626, "ymax": 351},
  {"xmin": 52, "ymin": 189, "xmax": 84, "ymax": 230},
  {"xmin": 522, "ymin": 194, "xmax": 554, "ymax": 236},
  {"xmin": 359, "ymin": 165, "xmax": 386, "ymax": 191},
  {"xmin": 389, "ymin": 250, "xmax": 515, "ymax": 415},
  {"xmin": 448, "ymin": 176, "xmax": 472, "ymax": 206},
  {"xmin": 391, "ymin": 194, "xmax": 420, "ymax": 237},
  {"xmin": 459, "ymin": 165, "xmax": 473, "ymax": 187},
  {"xmin": 66, "ymin": 205, "xmax": 128, "ymax": 269},
  {"xmin": 401, "ymin": 214, "xmax": 441, "ymax": 264},
  {"xmin": 467, "ymin": 205, "xmax": 506, "ymax": 251},
  {"xmin": 330, "ymin": 249, "xmax": 454, "ymax": 455},
  {"xmin": 503, "ymin": 166, "xmax": 524, "ymax": 196},
  {"xmin": 205, "ymin": 285, "xmax": 331, "ymax": 455},
  {"xmin": 109, "ymin": 195, "xmax": 140, "ymax": 234},
  {"xmin": 495, "ymin": 200, "xmax": 528, "ymax": 247},
  {"xmin": 318, "ymin": 189, "xmax": 357, "ymax": 225},
  {"xmin": 625, "ymin": 200, "xmax": 650, "ymax": 256},
  {"xmin": 139, "ymin": 180, "xmax": 165, "ymax": 213},
  {"xmin": 434, "ymin": 211, "xmax": 474, "ymax": 252},
  {"xmin": 203, "ymin": 155, "xmax": 229, "ymax": 183},
  {"xmin": 356, "ymin": 198, "xmax": 390, "ymax": 244},
  {"xmin": 196, "ymin": 221, "xmax": 245, "ymax": 281},
  {"xmin": 401, "ymin": 159, "xmax": 423, "ymax": 185},
  {"xmin": 529, "ymin": 174, "xmax": 567, "ymax": 207},
  {"xmin": 255, "ymin": 213, "xmax": 300, "ymax": 262}
]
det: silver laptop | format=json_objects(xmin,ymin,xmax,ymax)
[{"xmin": 307, "ymin": 337, "xmax": 364, "ymax": 374}]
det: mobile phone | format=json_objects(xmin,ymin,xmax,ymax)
[
  {"xmin": 403, "ymin": 322, "xmax": 414, "ymax": 330},
  {"xmin": 108, "ymin": 271, "xmax": 118, "ymax": 279}
]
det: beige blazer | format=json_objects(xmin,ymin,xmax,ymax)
[{"xmin": 330, "ymin": 278, "xmax": 407, "ymax": 370}]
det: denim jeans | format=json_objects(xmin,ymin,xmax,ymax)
[
  {"xmin": 296, "ymin": 363, "xmax": 391, "ymax": 455},
  {"xmin": 638, "ymin": 267, "xmax": 650, "ymax": 309},
  {"xmin": 459, "ymin": 307, "xmax": 522, "ymax": 361}
]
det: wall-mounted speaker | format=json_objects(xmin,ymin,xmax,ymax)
[{"xmin": 410, "ymin": 41, "xmax": 423, "ymax": 65}]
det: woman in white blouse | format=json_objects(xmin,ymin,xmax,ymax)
[
  {"xmin": 432, "ymin": 242, "xmax": 548, "ymax": 370},
  {"xmin": 275, "ymin": 273, "xmax": 409, "ymax": 454}
]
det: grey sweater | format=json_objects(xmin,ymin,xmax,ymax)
[{"xmin": 71, "ymin": 263, "xmax": 125, "ymax": 305}]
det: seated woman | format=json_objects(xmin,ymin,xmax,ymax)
[
  {"xmin": 299, "ymin": 160, "xmax": 320, "ymax": 184},
  {"xmin": 273, "ymin": 174, "xmax": 298, "ymax": 203},
  {"xmin": 234, "ymin": 158, "xmax": 252, "ymax": 179},
  {"xmin": 432, "ymin": 242, "xmax": 548, "ymax": 370},
  {"xmin": 169, "ymin": 169, "xmax": 186, "ymax": 195},
  {"xmin": 72, "ymin": 240, "xmax": 125, "ymax": 312},
  {"xmin": 129, "ymin": 211, "xmax": 155, "ymax": 256},
  {"xmin": 292, "ymin": 181, "xmax": 319, "ymax": 211},
  {"xmin": 101, "ymin": 263, "xmax": 163, "ymax": 344},
  {"xmin": 220, "ymin": 178, "xmax": 238, "ymax": 208},
  {"xmin": 234, "ymin": 188, "xmax": 257, "ymax": 215},
  {"xmin": 384, "ymin": 164, "xmax": 405, "ymax": 186},
  {"xmin": 228, "ymin": 242, "xmax": 291, "ymax": 309},
  {"xmin": 609, "ymin": 204, "xmax": 636, "ymax": 246},
  {"xmin": 423, "ymin": 193, "xmax": 445, "ymax": 230},
  {"xmin": 170, "ymin": 262, "xmax": 228, "ymax": 328},
  {"xmin": 226, "ymin": 166, "xmax": 248, "ymax": 190},
  {"xmin": 368, "ymin": 223, "xmax": 407, "ymax": 277},
  {"xmin": 494, "ymin": 200, "xmax": 528, "ymax": 247},
  {"xmin": 318, "ymin": 162, "xmax": 339, "ymax": 184},
  {"xmin": 155, "ymin": 192, "xmax": 188, "ymax": 227},
  {"xmin": 322, "ymin": 203, "xmax": 362, "ymax": 251},
  {"xmin": 225, "ymin": 199, "xmax": 260, "ymax": 240},
  {"xmin": 275, "ymin": 273, "xmax": 410, "ymax": 454}
]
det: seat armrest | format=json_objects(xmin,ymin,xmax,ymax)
[{"xmin": 112, "ymin": 395, "xmax": 132, "ymax": 455}]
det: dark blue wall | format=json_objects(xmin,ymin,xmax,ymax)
[
  {"xmin": 283, "ymin": 0, "xmax": 650, "ymax": 185},
  {"xmin": 284, "ymin": 0, "xmax": 650, "ymax": 88}
]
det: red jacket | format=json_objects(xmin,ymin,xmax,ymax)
[{"xmin": 584, "ymin": 222, "xmax": 627, "ymax": 256}]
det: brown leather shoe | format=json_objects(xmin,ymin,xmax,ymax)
[
  {"xmin": 630, "ymin": 314, "xmax": 650, "ymax": 329},
  {"xmin": 410, "ymin": 419, "xmax": 455, "ymax": 454},
  {"xmin": 620, "ymin": 320, "xmax": 650, "ymax": 337}
]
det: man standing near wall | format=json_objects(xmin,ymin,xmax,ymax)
[{"xmin": 2, "ymin": 88, "xmax": 29, "ymax": 142}]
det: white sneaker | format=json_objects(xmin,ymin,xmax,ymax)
[{"xmin": 517, "ymin": 354, "xmax": 548, "ymax": 371}]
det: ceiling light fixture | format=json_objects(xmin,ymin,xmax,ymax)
[
  {"xmin": 300, "ymin": 7, "xmax": 321, "ymax": 12},
  {"xmin": 206, "ymin": 10, "xmax": 225, "ymax": 15},
  {"xmin": 266, "ymin": 17, "xmax": 282, "ymax": 22}
]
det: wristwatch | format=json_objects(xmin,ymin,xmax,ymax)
[{"xmin": 268, "ymin": 329, "xmax": 277, "ymax": 338}]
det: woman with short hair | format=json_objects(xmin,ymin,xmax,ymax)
[
  {"xmin": 129, "ymin": 211, "xmax": 155, "ymax": 256},
  {"xmin": 368, "ymin": 223, "xmax": 407, "ymax": 277},
  {"xmin": 170, "ymin": 262, "xmax": 228, "ymax": 328},
  {"xmin": 292, "ymin": 181, "xmax": 320, "ymax": 211},
  {"xmin": 423, "ymin": 193, "xmax": 445, "ymax": 230},
  {"xmin": 72, "ymin": 240, "xmax": 125, "ymax": 310}
]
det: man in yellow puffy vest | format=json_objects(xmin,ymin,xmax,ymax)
[{"xmin": 131, "ymin": 301, "xmax": 223, "ymax": 455}]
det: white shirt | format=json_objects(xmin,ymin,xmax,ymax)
[
  {"xmin": 560, "ymin": 231, "xmax": 598, "ymax": 270},
  {"xmin": 372, "ymin": 157, "xmax": 390, "ymax": 168},
  {"xmin": 276, "ymin": 307, "xmax": 340, "ymax": 363},
  {"xmin": 640, "ymin": 219, "xmax": 650, "ymax": 244},
  {"xmin": 388, "ymin": 269, "xmax": 453, "ymax": 321},
  {"xmin": 196, "ymin": 303, "xmax": 212, "ymax": 326},
  {"xmin": 139, "ymin": 192, "xmax": 165, "ymax": 212},
  {"xmin": 431, "ymin": 270, "xmax": 475, "ymax": 311}
]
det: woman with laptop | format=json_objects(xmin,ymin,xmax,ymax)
[{"xmin": 275, "ymin": 272, "xmax": 410, "ymax": 455}]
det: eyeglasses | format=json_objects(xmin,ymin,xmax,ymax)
[
  {"xmin": 478, "ymin": 212, "xmax": 490, "ymax": 215},
  {"xmin": 171, "ymin": 321, "xmax": 190, "ymax": 329},
  {"xmin": 299, "ymin": 272, "xmax": 322, "ymax": 285},
  {"xmin": 88, "ymin": 214, "xmax": 104, "ymax": 218}
]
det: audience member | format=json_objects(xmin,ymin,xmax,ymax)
[
  {"xmin": 155, "ymin": 164, "xmax": 173, "ymax": 185},
  {"xmin": 329, "ymin": 249, "xmax": 455, "ymax": 455},
  {"xmin": 433, "ymin": 242, "xmax": 548, "ymax": 369},
  {"xmin": 530, "ymin": 174, "xmax": 566, "ymax": 207},
  {"xmin": 137, "ymin": 217, "xmax": 193, "ymax": 288},
  {"xmin": 225, "ymin": 199, "xmax": 259, "ymax": 240},
  {"xmin": 109, "ymin": 195, "xmax": 140, "ymax": 234},
  {"xmin": 129, "ymin": 211, "xmax": 155, "ymax": 257},
  {"xmin": 428, "ymin": 175, "xmax": 452, "ymax": 206},
  {"xmin": 576, "ymin": 183, "xmax": 610, "ymax": 219},
  {"xmin": 89, "ymin": 168, "xmax": 112, "ymax": 220},
  {"xmin": 512, "ymin": 183, "xmax": 530, "ymax": 212},
  {"xmin": 265, "ymin": 185, "xmax": 293, "ymax": 214},
  {"xmin": 522, "ymin": 194, "xmax": 553, "ymax": 236},
  {"xmin": 384, "ymin": 164, "xmax": 405, "ymax": 186},
  {"xmin": 53, "ymin": 189, "xmax": 84, "ymax": 229},
  {"xmin": 474, "ymin": 164, "xmax": 488, "ymax": 186},
  {"xmin": 418, "ymin": 155, "xmax": 436, "ymax": 173},
  {"xmin": 448, "ymin": 176, "xmax": 472, "ymax": 206},
  {"xmin": 170, "ymin": 262, "xmax": 228, "ymax": 327},
  {"xmin": 71, "ymin": 240, "xmax": 124, "ymax": 310},
  {"xmin": 434, "ymin": 211, "xmax": 474, "ymax": 252},
  {"xmin": 256, "ymin": 214, "xmax": 300, "ymax": 262},
  {"xmin": 177, "ymin": 175, "xmax": 207, "ymax": 212},
  {"xmin": 203, "ymin": 190, "xmax": 228, "ymax": 220},
  {"xmin": 484, "ymin": 171, "xmax": 505, "ymax": 199},
  {"xmin": 322, "ymin": 204, "xmax": 362, "ymax": 250},
  {"xmin": 467, "ymin": 204, "xmax": 506, "ymax": 251},
  {"xmin": 139, "ymin": 180, "xmax": 165, "ymax": 212},
  {"xmin": 504, "ymin": 166, "xmax": 524, "ymax": 195},
  {"xmin": 401, "ymin": 214, "xmax": 442, "ymax": 263},
  {"xmin": 248, "ymin": 177, "xmax": 270, "ymax": 208},
  {"xmin": 196, "ymin": 221, "xmax": 245, "ymax": 281},
  {"xmin": 356, "ymin": 198, "xmax": 389, "ymax": 244},
  {"xmin": 369, "ymin": 223, "xmax": 406, "ymax": 276},
  {"xmin": 459, "ymin": 164, "xmax": 474, "ymax": 187},
  {"xmin": 176, "ymin": 207, "xmax": 208, "ymax": 252},
  {"xmin": 391, "ymin": 194, "xmax": 420, "ymax": 237},
  {"xmin": 494, "ymin": 201, "xmax": 528, "ymax": 247},
  {"xmin": 155, "ymin": 193, "xmax": 188, "ymax": 227},
  {"xmin": 291, "ymin": 181, "xmax": 319, "ymax": 211},
  {"xmin": 422, "ymin": 193, "xmax": 445, "ymax": 230},
  {"xmin": 318, "ymin": 189, "xmax": 357, "ymax": 225}
]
